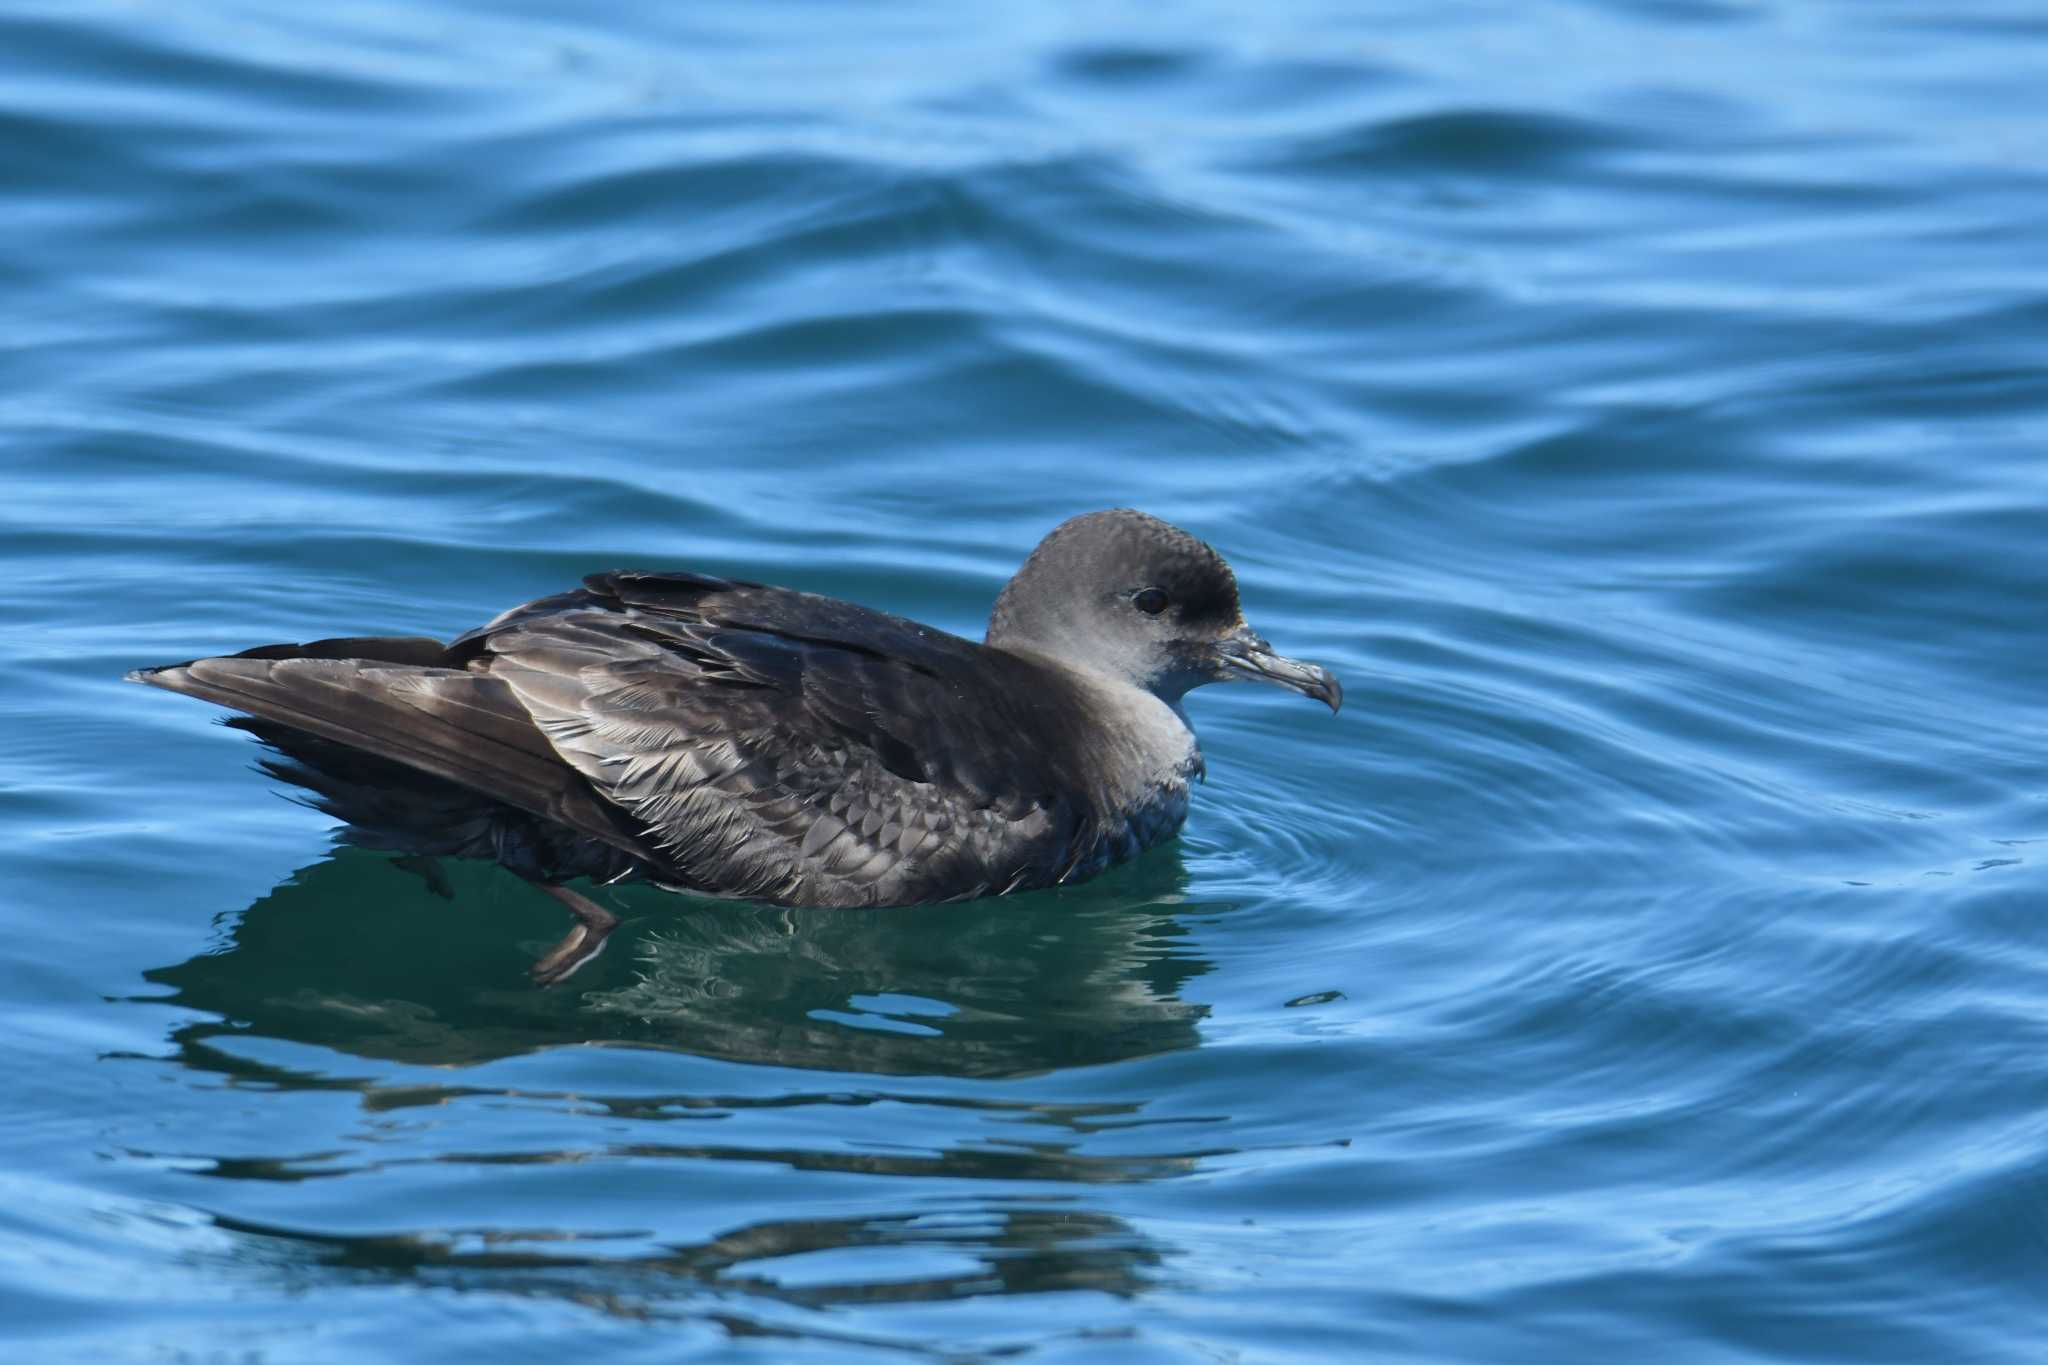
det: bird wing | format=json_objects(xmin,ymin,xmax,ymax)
[
  {"xmin": 128, "ymin": 636, "xmax": 667, "ymax": 866},
  {"xmin": 462, "ymin": 571, "xmax": 1096, "ymax": 906}
]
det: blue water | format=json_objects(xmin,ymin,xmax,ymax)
[{"xmin": 6, "ymin": 1, "xmax": 2047, "ymax": 1359}]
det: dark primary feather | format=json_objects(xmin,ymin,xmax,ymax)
[{"xmin": 132, "ymin": 635, "xmax": 665, "ymax": 870}]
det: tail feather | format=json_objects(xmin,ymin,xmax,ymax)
[
  {"xmin": 209, "ymin": 635, "xmax": 453, "ymax": 667},
  {"xmin": 129, "ymin": 644, "xmax": 662, "ymax": 869}
]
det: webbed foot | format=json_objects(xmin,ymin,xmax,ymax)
[{"xmin": 529, "ymin": 883, "xmax": 620, "ymax": 987}]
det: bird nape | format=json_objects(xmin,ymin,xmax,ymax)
[{"xmin": 130, "ymin": 509, "xmax": 1341, "ymax": 985}]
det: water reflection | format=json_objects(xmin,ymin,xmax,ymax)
[
  {"xmin": 145, "ymin": 847, "xmax": 1215, "ymax": 1078},
  {"xmin": 134, "ymin": 849, "xmax": 1218, "ymax": 1328},
  {"xmin": 212, "ymin": 1201, "xmax": 1167, "ymax": 1325}
]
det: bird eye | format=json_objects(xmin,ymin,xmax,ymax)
[{"xmin": 1132, "ymin": 587, "xmax": 1170, "ymax": 616}]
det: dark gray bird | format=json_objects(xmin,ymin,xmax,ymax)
[{"xmin": 129, "ymin": 509, "xmax": 1341, "ymax": 984}]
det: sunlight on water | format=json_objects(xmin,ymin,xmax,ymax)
[{"xmin": 4, "ymin": 0, "xmax": 2046, "ymax": 1359}]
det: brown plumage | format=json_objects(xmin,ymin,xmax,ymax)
[{"xmin": 130, "ymin": 510, "xmax": 1340, "ymax": 983}]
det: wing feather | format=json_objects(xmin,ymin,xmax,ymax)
[
  {"xmin": 135, "ymin": 570, "xmax": 1149, "ymax": 907},
  {"xmin": 471, "ymin": 578, "xmax": 1093, "ymax": 906},
  {"xmin": 131, "ymin": 650, "xmax": 663, "ymax": 866}
]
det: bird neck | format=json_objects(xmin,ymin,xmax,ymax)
[{"xmin": 995, "ymin": 644, "xmax": 1204, "ymax": 804}]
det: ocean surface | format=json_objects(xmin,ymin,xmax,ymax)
[{"xmin": 5, "ymin": 1, "xmax": 2046, "ymax": 1359}]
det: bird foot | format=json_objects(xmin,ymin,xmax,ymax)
[{"xmin": 530, "ymin": 884, "xmax": 621, "ymax": 988}]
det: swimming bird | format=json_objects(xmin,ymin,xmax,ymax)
[{"xmin": 129, "ymin": 509, "xmax": 1341, "ymax": 984}]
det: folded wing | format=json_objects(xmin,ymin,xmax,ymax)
[{"xmin": 468, "ymin": 571, "xmax": 1094, "ymax": 906}]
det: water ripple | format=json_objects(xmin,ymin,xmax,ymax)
[{"xmin": 5, "ymin": 0, "xmax": 2048, "ymax": 1359}]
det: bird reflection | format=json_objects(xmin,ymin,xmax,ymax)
[
  {"xmin": 145, "ymin": 845, "xmax": 1215, "ymax": 1079},
  {"xmin": 134, "ymin": 849, "xmax": 1225, "ymax": 1327}
]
